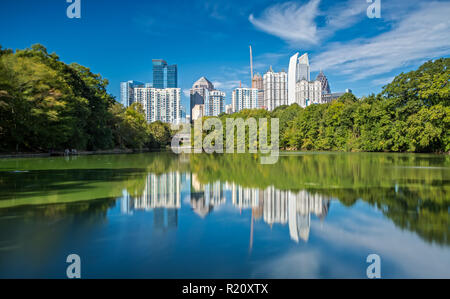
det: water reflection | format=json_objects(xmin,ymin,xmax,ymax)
[
  {"xmin": 119, "ymin": 171, "xmax": 332, "ymax": 244},
  {"xmin": 0, "ymin": 152, "xmax": 448, "ymax": 278}
]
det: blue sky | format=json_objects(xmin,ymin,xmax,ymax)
[{"xmin": 0, "ymin": 0, "xmax": 449, "ymax": 112}]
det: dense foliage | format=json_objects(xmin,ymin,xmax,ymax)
[
  {"xmin": 0, "ymin": 44, "xmax": 172, "ymax": 152},
  {"xmin": 216, "ymin": 58, "xmax": 449, "ymax": 153}
]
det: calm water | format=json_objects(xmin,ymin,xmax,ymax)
[{"xmin": 0, "ymin": 152, "xmax": 449, "ymax": 278}]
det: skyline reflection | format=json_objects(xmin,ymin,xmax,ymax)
[{"xmin": 119, "ymin": 171, "xmax": 332, "ymax": 244}]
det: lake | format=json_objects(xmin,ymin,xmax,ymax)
[{"xmin": 0, "ymin": 152, "xmax": 449, "ymax": 278}]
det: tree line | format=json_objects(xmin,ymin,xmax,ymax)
[
  {"xmin": 0, "ymin": 44, "xmax": 172, "ymax": 153},
  {"xmin": 216, "ymin": 58, "xmax": 449, "ymax": 153},
  {"xmin": 1, "ymin": 44, "xmax": 448, "ymax": 153}
]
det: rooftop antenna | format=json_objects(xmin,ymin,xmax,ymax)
[{"xmin": 249, "ymin": 45, "xmax": 254, "ymax": 88}]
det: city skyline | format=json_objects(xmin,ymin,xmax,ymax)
[
  {"xmin": 1, "ymin": 0, "xmax": 449, "ymax": 112},
  {"xmin": 120, "ymin": 171, "xmax": 331, "ymax": 244}
]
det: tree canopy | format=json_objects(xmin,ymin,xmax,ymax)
[{"xmin": 0, "ymin": 44, "xmax": 173, "ymax": 152}]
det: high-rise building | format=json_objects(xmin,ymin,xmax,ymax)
[
  {"xmin": 231, "ymin": 88, "xmax": 258, "ymax": 112},
  {"xmin": 316, "ymin": 71, "xmax": 331, "ymax": 94},
  {"xmin": 134, "ymin": 87, "xmax": 181, "ymax": 124},
  {"xmin": 204, "ymin": 90, "xmax": 226, "ymax": 117},
  {"xmin": 295, "ymin": 80, "xmax": 322, "ymax": 108},
  {"xmin": 263, "ymin": 66, "xmax": 288, "ymax": 111},
  {"xmin": 252, "ymin": 73, "xmax": 264, "ymax": 109},
  {"xmin": 288, "ymin": 53, "xmax": 310, "ymax": 105},
  {"xmin": 190, "ymin": 77, "xmax": 214, "ymax": 122},
  {"xmin": 152, "ymin": 59, "xmax": 177, "ymax": 89},
  {"xmin": 120, "ymin": 80, "xmax": 144, "ymax": 107}
]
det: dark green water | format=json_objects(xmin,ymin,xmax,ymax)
[{"xmin": 0, "ymin": 152, "xmax": 449, "ymax": 278}]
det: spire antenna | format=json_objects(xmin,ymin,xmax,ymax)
[{"xmin": 249, "ymin": 45, "xmax": 254, "ymax": 88}]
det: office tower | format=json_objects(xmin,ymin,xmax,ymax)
[
  {"xmin": 191, "ymin": 104, "xmax": 204, "ymax": 122},
  {"xmin": 295, "ymin": 80, "xmax": 322, "ymax": 107},
  {"xmin": 190, "ymin": 77, "xmax": 214, "ymax": 122},
  {"xmin": 288, "ymin": 53, "xmax": 310, "ymax": 105},
  {"xmin": 204, "ymin": 90, "xmax": 226, "ymax": 117},
  {"xmin": 231, "ymin": 88, "xmax": 258, "ymax": 112},
  {"xmin": 152, "ymin": 59, "xmax": 178, "ymax": 89},
  {"xmin": 120, "ymin": 80, "xmax": 143, "ymax": 107},
  {"xmin": 134, "ymin": 87, "xmax": 181, "ymax": 124},
  {"xmin": 252, "ymin": 73, "xmax": 264, "ymax": 108},
  {"xmin": 263, "ymin": 66, "xmax": 288, "ymax": 111},
  {"xmin": 316, "ymin": 71, "xmax": 331, "ymax": 94},
  {"xmin": 296, "ymin": 53, "xmax": 310, "ymax": 82}
]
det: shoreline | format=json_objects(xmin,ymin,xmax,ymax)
[
  {"xmin": 0, "ymin": 148, "xmax": 161, "ymax": 159},
  {"xmin": 0, "ymin": 148, "xmax": 447, "ymax": 160}
]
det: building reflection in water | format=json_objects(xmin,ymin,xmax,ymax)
[
  {"xmin": 120, "ymin": 172, "xmax": 331, "ymax": 243},
  {"xmin": 121, "ymin": 172, "xmax": 181, "ymax": 231}
]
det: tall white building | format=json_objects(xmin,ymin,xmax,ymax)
[
  {"xmin": 231, "ymin": 88, "xmax": 258, "ymax": 112},
  {"xmin": 204, "ymin": 90, "xmax": 226, "ymax": 117},
  {"xmin": 263, "ymin": 66, "xmax": 288, "ymax": 111},
  {"xmin": 295, "ymin": 80, "xmax": 322, "ymax": 107},
  {"xmin": 134, "ymin": 87, "xmax": 181, "ymax": 124},
  {"xmin": 288, "ymin": 53, "xmax": 310, "ymax": 105}
]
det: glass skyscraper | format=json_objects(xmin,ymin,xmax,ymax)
[
  {"xmin": 152, "ymin": 59, "xmax": 177, "ymax": 89},
  {"xmin": 120, "ymin": 80, "xmax": 144, "ymax": 107}
]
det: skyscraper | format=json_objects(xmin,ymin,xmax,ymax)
[
  {"xmin": 252, "ymin": 73, "xmax": 264, "ymax": 108},
  {"xmin": 204, "ymin": 90, "xmax": 226, "ymax": 117},
  {"xmin": 288, "ymin": 53, "xmax": 310, "ymax": 105},
  {"xmin": 296, "ymin": 53, "xmax": 310, "ymax": 82},
  {"xmin": 152, "ymin": 59, "xmax": 178, "ymax": 89},
  {"xmin": 134, "ymin": 87, "xmax": 181, "ymax": 124},
  {"xmin": 231, "ymin": 88, "xmax": 258, "ymax": 112},
  {"xmin": 190, "ymin": 77, "xmax": 214, "ymax": 121},
  {"xmin": 263, "ymin": 66, "xmax": 288, "ymax": 111},
  {"xmin": 295, "ymin": 80, "xmax": 322, "ymax": 108},
  {"xmin": 316, "ymin": 71, "xmax": 331, "ymax": 94},
  {"xmin": 120, "ymin": 80, "xmax": 143, "ymax": 107}
]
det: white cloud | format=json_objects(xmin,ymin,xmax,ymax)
[
  {"xmin": 248, "ymin": 0, "xmax": 366, "ymax": 46},
  {"xmin": 371, "ymin": 76, "xmax": 395, "ymax": 86},
  {"xmin": 212, "ymin": 80, "xmax": 246, "ymax": 91},
  {"xmin": 311, "ymin": 1, "xmax": 450, "ymax": 80},
  {"xmin": 182, "ymin": 89, "xmax": 191, "ymax": 98},
  {"xmin": 249, "ymin": 0, "xmax": 321, "ymax": 45}
]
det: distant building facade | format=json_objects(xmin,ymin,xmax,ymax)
[
  {"xmin": 120, "ymin": 80, "xmax": 143, "ymax": 107},
  {"xmin": 152, "ymin": 59, "xmax": 177, "ymax": 89},
  {"xmin": 322, "ymin": 89, "xmax": 353, "ymax": 103},
  {"xmin": 190, "ymin": 77, "xmax": 214, "ymax": 122},
  {"xmin": 231, "ymin": 88, "xmax": 258, "ymax": 112},
  {"xmin": 252, "ymin": 74, "xmax": 264, "ymax": 109},
  {"xmin": 134, "ymin": 87, "xmax": 181, "ymax": 124},
  {"xmin": 263, "ymin": 66, "xmax": 288, "ymax": 111},
  {"xmin": 295, "ymin": 80, "xmax": 322, "ymax": 107},
  {"xmin": 288, "ymin": 53, "xmax": 310, "ymax": 105},
  {"xmin": 316, "ymin": 71, "xmax": 331, "ymax": 95},
  {"xmin": 205, "ymin": 90, "xmax": 226, "ymax": 116}
]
